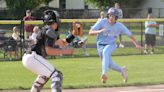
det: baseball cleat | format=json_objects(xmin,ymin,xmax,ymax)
[
  {"xmin": 119, "ymin": 43, "xmax": 125, "ymax": 48},
  {"xmin": 144, "ymin": 50, "xmax": 148, "ymax": 54},
  {"xmin": 101, "ymin": 74, "xmax": 108, "ymax": 84},
  {"xmin": 121, "ymin": 66, "xmax": 128, "ymax": 83}
]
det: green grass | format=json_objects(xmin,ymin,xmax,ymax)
[
  {"xmin": 73, "ymin": 46, "xmax": 164, "ymax": 56},
  {"xmin": 0, "ymin": 54, "xmax": 164, "ymax": 90}
]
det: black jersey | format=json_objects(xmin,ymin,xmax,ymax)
[{"xmin": 30, "ymin": 25, "xmax": 60, "ymax": 57}]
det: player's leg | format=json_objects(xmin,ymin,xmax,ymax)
[
  {"xmin": 144, "ymin": 34, "xmax": 149, "ymax": 54},
  {"xmin": 102, "ymin": 44, "xmax": 120, "ymax": 74},
  {"xmin": 150, "ymin": 34, "xmax": 156, "ymax": 54},
  {"xmin": 102, "ymin": 44, "xmax": 128, "ymax": 83},
  {"xmin": 97, "ymin": 44, "xmax": 106, "ymax": 83},
  {"xmin": 50, "ymin": 69, "xmax": 63, "ymax": 92},
  {"xmin": 144, "ymin": 44, "xmax": 148, "ymax": 54},
  {"xmin": 22, "ymin": 52, "xmax": 55, "ymax": 92},
  {"xmin": 30, "ymin": 52, "xmax": 63, "ymax": 92},
  {"xmin": 31, "ymin": 70, "xmax": 63, "ymax": 92},
  {"xmin": 30, "ymin": 75, "xmax": 49, "ymax": 92},
  {"xmin": 98, "ymin": 44, "xmax": 117, "ymax": 83}
]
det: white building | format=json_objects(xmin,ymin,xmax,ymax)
[
  {"xmin": 1, "ymin": 0, "xmax": 164, "ymax": 17},
  {"xmin": 1, "ymin": 0, "xmax": 164, "ymax": 10},
  {"xmin": 0, "ymin": 0, "xmax": 6, "ymax": 9},
  {"xmin": 49, "ymin": 0, "xmax": 85, "ymax": 9},
  {"xmin": 0, "ymin": 0, "xmax": 85, "ymax": 9}
]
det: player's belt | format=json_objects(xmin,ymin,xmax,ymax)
[{"xmin": 98, "ymin": 44, "xmax": 107, "ymax": 46}]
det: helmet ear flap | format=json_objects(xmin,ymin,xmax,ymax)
[
  {"xmin": 106, "ymin": 14, "xmax": 109, "ymax": 19},
  {"xmin": 115, "ymin": 16, "xmax": 118, "ymax": 20}
]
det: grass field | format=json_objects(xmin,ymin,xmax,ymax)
[
  {"xmin": 0, "ymin": 54, "xmax": 164, "ymax": 90},
  {"xmin": 0, "ymin": 23, "xmax": 164, "ymax": 90}
]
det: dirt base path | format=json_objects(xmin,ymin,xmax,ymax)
[{"xmin": 1, "ymin": 85, "xmax": 164, "ymax": 92}]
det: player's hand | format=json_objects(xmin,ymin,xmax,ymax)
[
  {"xmin": 135, "ymin": 44, "xmax": 144, "ymax": 51},
  {"xmin": 56, "ymin": 39, "xmax": 68, "ymax": 48}
]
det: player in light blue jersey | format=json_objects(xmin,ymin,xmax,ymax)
[{"xmin": 89, "ymin": 7, "xmax": 143, "ymax": 83}]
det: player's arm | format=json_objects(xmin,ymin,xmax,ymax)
[
  {"xmin": 146, "ymin": 21, "xmax": 158, "ymax": 27},
  {"xmin": 129, "ymin": 35, "xmax": 143, "ymax": 51},
  {"xmin": 89, "ymin": 20, "xmax": 104, "ymax": 35},
  {"xmin": 55, "ymin": 39, "xmax": 68, "ymax": 48},
  {"xmin": 45, "ymin": 34, "xmax": 75, "ymax": 56},
  {"xmin": 147, "ymin": 24, "xmax": 159, "ymax": 27},
  {"xmin": 89, "ymin": 28, "xmax": 105, "ymax": 35},
  {"xmin": 121, "ymin": 23, "xmax": 143, "ymax": 51}
]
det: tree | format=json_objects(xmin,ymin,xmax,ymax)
[
  {"xmin": 85, "ymin": 0, "xmax": 146, "ymax": 9},
  {"xmin": 5, "ymin": 0, "xmax": 53, "ymax": 19}
]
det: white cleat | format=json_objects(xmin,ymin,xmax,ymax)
[
  {"xmin": 121, "ymin": 66, "xmax": 128, "ymax": 83},
  {"xmin": 119, "ymin": 43, "xmax": 125, "ymax": 48},
  {"xmin": 144, "ymin": 50, "xmax": 148, "ymax": 54}
]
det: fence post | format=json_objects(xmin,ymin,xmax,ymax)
[
  {"xmin": 20, "ymin": 19, "xmax": 24, "ymax": 59},
  {"xmin": 140, "ymin": 22, "xmax": 143, "ymax": 55},
  {"xmin": 158, "ymin": 8, "xmax": 160, "ymax": 18}
]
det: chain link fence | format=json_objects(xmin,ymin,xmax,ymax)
[{"xmin": 0, "ymin": 8, "xmax": 164, "ymax": 61}]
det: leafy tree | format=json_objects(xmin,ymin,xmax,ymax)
[
  {"xmin": 5, "ymin": 0, "xmax": 53, "ymax": 19},
  {"xmin": 85, "ymin": 0, "xmax": 147, "ymax": 9}
]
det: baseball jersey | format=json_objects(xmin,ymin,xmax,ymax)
[
  {"xmin": 91, "ymin": 18, "xmax": 132, "ymax": 45},
  {"xmin": 145, "ymin": 21, "xmax": 157, "ymax": 35},
  {"xmin": 30, "ymin": 25, "xmax": 60, "ymax": 57}
]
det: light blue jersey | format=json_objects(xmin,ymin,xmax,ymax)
[
  {"xmin": 145, "ymin": 21, "xmax": 157, "ymax": 35},
  {"xmin": 91, "ymin": 18, "xmax": 132, "ymax": 75},
  {"xmin": 91, "ymin": 18, "xmax": 132, "ymax": 45}
]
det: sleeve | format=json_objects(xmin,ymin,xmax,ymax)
[
  {"xmin": 120, "ymin": 23, "xmax": 132, "ymax": 37},
  {"xmin": 45, "ymin": 29, "xmax": 59, "ymax": 47},
  {"xmin": 46, "ymin": 29, "xmax": 58, "ymax": 39},
  {"xmin": 91, "ymin": 19, "xmax": 103, "ymax": 30},
  {"xmin": 45, "ymin": 36, "xmax": 54, "ymax": 47},
  {"xmin": 36, "ymin": 30, "xmax": 54, "ymax": 47}
]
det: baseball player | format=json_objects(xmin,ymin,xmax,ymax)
[
  {"xmin": 89, "ymin": 7, "xmax": 143, "ymax": 83},
  {"xmin": 22, "ymin": 10, "xmax": 75, "ymax": 92}
]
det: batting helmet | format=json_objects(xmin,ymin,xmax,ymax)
[
  {"xmin": 42, "ymin": 10, "xmax": 60, "ymax": 25},
  {"xmin": 107, "ymin": 7, "xmax": 119, "ymax": 19}
]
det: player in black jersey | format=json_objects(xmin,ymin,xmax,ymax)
[{"xmin": 22, "ymin": 10, "xmax": 75, "ymax": 92}]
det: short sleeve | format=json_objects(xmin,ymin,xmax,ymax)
[
  {"xmin": 91, "ymin": 19, "xmax": 103, "ymax": 30},
  {"xmin": 45, "ymin": 29, "xmax": 60, "ymax": 47},
  {"xmin": 45, "ymin": 36, "xmax": 54, "ymax": 47},
  {"xmin": 120, "ymin": 23, "xmax": 132, "ymax": 37}
]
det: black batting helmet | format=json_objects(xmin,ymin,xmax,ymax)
[{"xmin": 42, "ymin": 10, "xmax": 60, "ymax": 25}]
